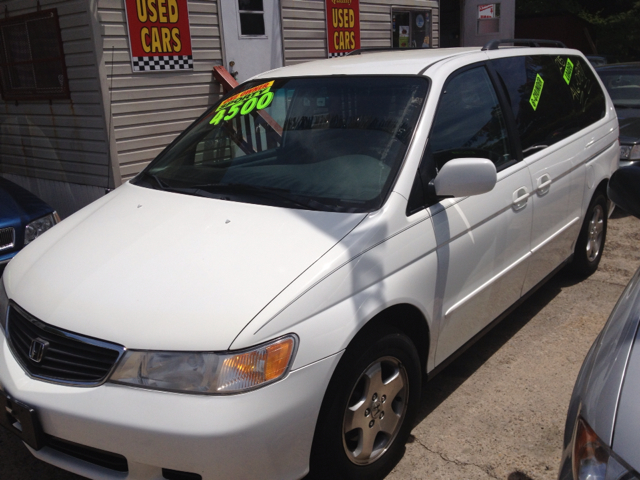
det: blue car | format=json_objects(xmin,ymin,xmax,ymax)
[{"xmin": 0, "ymin": 177, "xmax": 59, "ymax": 275}]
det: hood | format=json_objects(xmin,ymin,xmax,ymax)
[
  {"xmin": 618, "ymin": 116, "xmax": 640, "ymax": 145},
  {"xmin": 4, "ymin": 183, "xmax": 365, "ymax": 351},
  {"xmin": 0, "ymin": 177, "xmax": 53, "ymax": 228}
]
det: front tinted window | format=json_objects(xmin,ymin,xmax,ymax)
[
  {"xmin": 429, "ymin": 66, "xmax": 513, "ymax": 170},
  {"xmin": 133, "ymin": 76, "xmax": 428, "ymax": 213},
  {"xmin": 492, "ymin": 55, "xmax": 605, "ymax": 156}
]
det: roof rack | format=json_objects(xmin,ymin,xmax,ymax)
[
  {"xmin": 346, "ymin": 46, "xmax": 431, "ymax": 56},
  {"xmin": 481, "ymin": 39, "xmax": 567, "ymax": 51}
]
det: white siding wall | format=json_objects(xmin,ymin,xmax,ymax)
[
  {"xmin": 281, "ymin": 0, "xmax": 439, "ymax": 66},
  {"xmin": 0, "ymin": 0, "xmax": 111, "ymax": 190},
  {"xmin": 361, "ymin": 2, "xmax": 393, "ymax": 49},
  {"xmin": 281, "ymin": 0, "xmax": 326, "ymax": 66},
  {"xmin": 98, "ymin": 0, "xmax": 224, "ymax": 181}
]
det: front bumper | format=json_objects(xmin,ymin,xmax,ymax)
[
  {"xmin": 0, "ymin": 329, "xmax": 341, "ymax": 480},
  {"xmin": 620, "ymin": 159, "xmax": 639, "ymax": 168}
]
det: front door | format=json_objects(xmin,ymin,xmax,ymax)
[
  {"xmin": 219, "ymin": 0, "xmax": 283, "ymax": 83},
  {"xmin": 426, "ymin": 65, "xmax": 534, "ymax": 365}
]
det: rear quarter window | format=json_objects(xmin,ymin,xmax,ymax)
[{"xmin": 492, "ymin": 55, "xmax": 606, "ymax": 156}]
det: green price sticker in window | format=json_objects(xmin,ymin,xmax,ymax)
[
  {"xmin": 210, "ymin": 81, "xmax": 275, "ymax": 126},
  {"xmin": 530, "ymin": 74, "xmax": 544, "ymax": 111},
  {"xmin": 563, "ymin": 58, "xmax": 574, "ymax": 85}
]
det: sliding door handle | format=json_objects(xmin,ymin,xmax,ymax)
[{"xmin": 537, "ymin": 173, "xmax": 552, "ymax": 195}]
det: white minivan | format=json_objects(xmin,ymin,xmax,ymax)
[{"xmin": 0, "ymin": 43, "xmax": 619, "ymax": 480}]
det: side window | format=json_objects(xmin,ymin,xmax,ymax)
[
  {"xmin": 429, "ymin": 66, "xmax": 513, "ymax": 171},
  {"xmin": 0, "ymin": 8, "xmax": 70, "ymax": 101},
  {"xmin": 492, "ymin": 55, "xmax": 605, "ymax": 157},
  {"xmin": 406, "ymin": 65, "xmax": 512, "ymax": 216}
]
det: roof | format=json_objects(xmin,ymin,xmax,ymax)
[{"xmin": 254, "ymin": 47, "xmax": 482, "ymax": 79}]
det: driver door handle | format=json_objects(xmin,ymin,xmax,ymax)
[{"xmin": 512, "ymin": 187, "xmax": 529, "ymax": 211}]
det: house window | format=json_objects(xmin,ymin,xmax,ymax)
[
  {"xmin": 238, "ymin": 0, "xmax": 265, "ymax": 36},
  {"xmin": 0, "ymin": 8, "xmax": 69, "ymax": 101},
  {"xmin": 392, "ymin": 10, "xmax": 431, "ymax": 48},
  {"xmin": 477, "ymin": 3, "xmax": 500, "ymax": 35}
]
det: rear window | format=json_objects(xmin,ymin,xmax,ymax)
[{"xmin": 492, "ymin": 55, "xmax": 606, "ymax": 156}]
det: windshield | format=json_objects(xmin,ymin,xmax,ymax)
[
  {"xmin": 132, "ymin": 76, "xmax": 428, "ymax": 212},
  {"xmin": 598, "ymin": 71, "xmax": 640, "ymax": 107}
]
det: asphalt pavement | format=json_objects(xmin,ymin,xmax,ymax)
[
  {"xmin": 388, "ymin": 209, "xmax": 640, "ymax": 480},
  {"xmin": 1, "ymin": 210, "xmax": 639, "ymax": 480}
]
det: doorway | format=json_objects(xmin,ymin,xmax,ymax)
[
  {"xmin": 219, "ymin": 0, "xmax": 283, "ymax": 83},
  {"xmin": 440, "ymin": 0, "xmax": 461, "ymax": 47},
  {"xmin": 392, "ymin": 10, "xmax": 432, "ymax": 48}
]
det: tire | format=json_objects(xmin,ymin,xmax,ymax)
[
  {"xmin": 308, "ymin": 326, "xmax": 421, "ymax": 480},
  {"xmin": 571, "ymin": 192, "xmax": 607, "ymax": 276}
]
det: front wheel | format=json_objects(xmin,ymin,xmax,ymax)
[
  {"xmin": 571, "ymin": 192, "xmax": 607, "ymax": 276},
  {"xmin": 308, "ymin": 327, "xmax": 421, "ymax": 480}
]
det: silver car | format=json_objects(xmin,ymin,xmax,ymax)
[{"xmin": 559, "ymin": 165, "xmax": 640, "ymax": 480}]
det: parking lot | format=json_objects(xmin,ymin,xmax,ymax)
[{"xmin": 1, "ymin": 211, "xmax": 639, "ymax": 480}]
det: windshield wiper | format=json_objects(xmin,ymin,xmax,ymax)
[
  {"xmin": 138, "ymin": 174, "xmax": 331, "ymax": 211},
  {"xmin": 139, "ymin": 171, "xmax": 170, "ymax": 190},
  {"xmin": 176, "ymin": 182, "xmax": 328, "ymax": 211}
]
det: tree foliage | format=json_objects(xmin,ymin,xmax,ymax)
[{"xmin": 517, "ymin": 0, "xmax": 640, "ymax": 61}]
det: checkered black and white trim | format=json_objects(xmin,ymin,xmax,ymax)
[
  {"xmin": 328, "ymin": 52, "xmax": 349, "ymax": 58},
  {"xmin": 132, "ymin": 55, "xmax": 193, "ymax": 72}
]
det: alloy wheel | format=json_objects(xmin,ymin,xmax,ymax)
[
  {"xmin": 342, "ymin": 356, "xmax": 409, "ymax": 465},
  {"xmin": 586, "ymin": 204, "xmax": 604, "ymax": 262}
]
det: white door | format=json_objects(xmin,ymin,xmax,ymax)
[
  {"xmin": 521, "ymin": 146, "xmax": 583, "ymax": 292},
  {"xmin": 488, "ymin": 54, "xmax": 592, "ymax": 292},
  {"xmin": 424, "ymin": 65, "xmax": 534, "ymax": 365},
  {"xmin": 219, "ymin": 0, "xmax": 284, "ymax": 83}
]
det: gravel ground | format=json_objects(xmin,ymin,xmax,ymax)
[{"xmin": 1, "ymin": 211, "xmax": 639, "ymax": 480}]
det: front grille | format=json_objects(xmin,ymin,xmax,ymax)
[
  {"xmin": 163, "ymin": 468, "xmax": 203, "ymax": 480},
  {"xmin": 46, "ymin": 435, "xmax": 129, "ymax": 472},
  {"xmin": 0, "ymin": 227, "xmax": 15, "ymax": 251},
  {"xmin": 7, "ymin": 304, "xmax": 124, "ymax": 385}
]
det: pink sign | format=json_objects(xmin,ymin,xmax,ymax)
[{"xmin": 478, "ymin": 4, "xmax": 495, "ymax": 19}]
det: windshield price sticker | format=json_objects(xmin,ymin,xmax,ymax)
[
  {"xmin": 530, "ymin": 74, "xmax": 544, "ymax": 111},
  {"xmin": 210, "ymin": 81, "xmax": 275, "ymax": 125}
]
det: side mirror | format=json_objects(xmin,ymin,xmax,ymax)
[
  {"xmin": 608, "ymin": 165, "xmax": 640, "ymax": 219},
  {"xmin": 432, "ymin": 158, "xmax": 497, "ymax": 198}
]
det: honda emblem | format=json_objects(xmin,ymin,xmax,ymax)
[{"xmin": 28, "ymin": 338, "xmax": 49, "ymax": 363}]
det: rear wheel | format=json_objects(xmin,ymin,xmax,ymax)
[
  {"xmin": 571, "ymin": 192, "xmax": 607, "ymax": 276},
  {"xmin": 308, "ymin": 327, "xmax": 421, "ymax": 480}
]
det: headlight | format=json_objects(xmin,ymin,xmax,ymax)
[
  {"xmin": 24, "ymin": 212, "xmax": 60, "ymax": 245},
  {"xmin": 109, "ymin": 335, "xmax": 297, "ymax": 394},
  {"xmin": 620, "ymin": 145, "xmax": 640, "ymax": 160},
  {"xmin": 573, "ymin": 417, "xmax": 640, "ymax": 480},
  {"xmin": 0, "ymin": 279, "xmax": 7, "ymax": 333}
]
